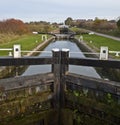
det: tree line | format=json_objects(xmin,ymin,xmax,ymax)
[
  {"xmin": 0, "ymin": 19, "xmax": 29, "ymax": 35},
  {"xmin": 0, "ymin": 19, "xmax": 58, "ymax": 35},
  {"xmin": 0, "ymin": 17, "xmax": 120, "ymax": 36},
  {"xmin": 65, "ymin": 17, "xmax": 120, "ymax": 36}
]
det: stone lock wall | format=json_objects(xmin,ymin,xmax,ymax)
[{"xmin": 0, "ymin": 73, "xmax": 58, "ymax": 125}]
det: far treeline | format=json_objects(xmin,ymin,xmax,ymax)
[
  {"xmin": 65, "ymin": 17, "xmax": 120, "ymax": 37},
  {"xmin": 0, "ymin": 17, "xmax": 120, "ymax": 38},
  {"xmin": 0, "ymin": 18, "xmax": 58, "ymax": 35}
]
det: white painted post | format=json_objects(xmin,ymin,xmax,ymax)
[
  {"xmin": 115, "ymin": 52, "xmax": 119, "ymax": 57},
  {"xmin": 13, "ymin": 44, "xmax": 21, "ymax": 58},
  {"xmin": 42, "ymin": 35, "xmax": 47, "ymax": 41},
  {"xmin": 79, "ymin": 35, "xmax": 83, "ymax": 42},
  {"xmin": 100, "ymin": 46, "xmax": 108, "ymax": 60},
  {"xmin": 8, "ymin": 52, "xmax": 12, "ymax": 56},
  {"xmin": 90, "ymin": 40, "xmax": 92, "ymax": 43}
]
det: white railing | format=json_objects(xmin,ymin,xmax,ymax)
[{"xmin": 0, "ymin": 45, "xmax": 120, "ymax": 59}]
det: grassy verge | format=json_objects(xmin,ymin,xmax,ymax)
[
  {"xmin": 71, "ymin": 27, "xmax": 120, "ymax": 52},
  {"xmin": 76, "ymin": 34, "xmax": 120, "ymax": 58},
  {"xmin": 0, "ymin": 34, "xmax": 44, "ymax": 56},
  {"xmin": 82, "ymin": 34, "xmax": 120, "ymax": 51}
]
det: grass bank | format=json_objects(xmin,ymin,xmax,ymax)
[
  {"xmin": 82, "ymin": 34, "xmax": 120, "ymax": 51},
  {"xmin": 76, "ymin": 34, "xmax": 120, "ymax": 58},
  {"xmin": 71, "ymin": 27, "xmax": 120, "ymax": 54},
  {"xmin": 0, "ymin": 34, "xmax": 44, "ymax": 56}
]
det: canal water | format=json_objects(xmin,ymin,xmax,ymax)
[{"xmin": 22, "ymin": 39, "xmax": 101, "ymax": 79}]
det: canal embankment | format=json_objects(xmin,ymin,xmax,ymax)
[{"xmin": 74, "ymin": 38, "xmax": 99, "ymax": 58}]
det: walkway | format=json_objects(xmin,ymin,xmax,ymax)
[
  {"xmin": 85, "ymin": 29, "xmax": 120, "ymax": 41},
  {"xmin": 94, "ymin": 32, "xmax": 120, "ymax": 41}
]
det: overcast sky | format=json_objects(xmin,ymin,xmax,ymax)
[{"xmin": 0, "ymin": 0, "xmax": 120, "ymax": 23}]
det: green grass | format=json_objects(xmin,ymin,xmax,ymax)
[
  {"xmin": 79, "ymin": 34, "xmax": 120, "ymax": 51},
  {"xmin": 71, "ymin": 26, "xmax": 120, "ymax": 52},
  {"xmin": 0, "ymin": 34, "xmax": 44, "ymax": 56}
]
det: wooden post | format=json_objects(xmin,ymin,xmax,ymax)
[
  {"xmin": 60, "ymin": 48, "xmax": 69, "ymax": 107},
  {"xmin": 52, "ymin": 48, "xmax": 69, "ymax": 124},
  {"xmin": 52, "ymin": 48, "xmax": 60, "ymax": 108},
  {"xmin": 61, "ymin": 48, "xmax": 69, "ymax": 74}
]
